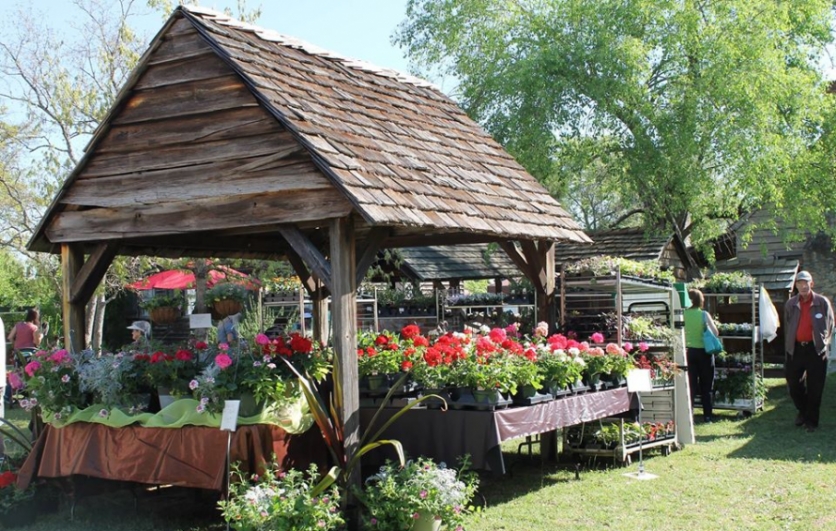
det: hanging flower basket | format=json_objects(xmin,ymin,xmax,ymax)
[
  {"xmin": 149, "ymin": 306, "xmax": 180, "ymax": 325},
  {"xmin": 212, "ymin": 299, "xmax": 243, "ymax": 318}
]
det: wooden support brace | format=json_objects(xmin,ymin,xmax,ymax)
[
  {"xmin": 278, "ymin": 226, "xmax": 333, "ymax": 293},
  {"xmin": 285, "ymin": 246, "xmax": 319, "ymax": 296},
  {"xmin": 69, "ymin": 243, "xmax": 117, "ymax": 305},
  {"xmin": 355, "ymin": 227, "xmax": 388, "ymax": 286}
]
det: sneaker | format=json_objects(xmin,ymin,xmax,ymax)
[
  {"xmin": 795, "ymin": 414, "xmax": 806, "ymax": 427},
  {"xmin": 703, "ymin": 415, "xmax": 713, "ymax": 423}
]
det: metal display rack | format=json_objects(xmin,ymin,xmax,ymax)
[
  {"xmin": 357, "ymin": 288, "xmax": 440, "ymax": 334},
  {"xmin": 557, "ymin": 270, "xmax": 681, "ymax": 463},
  {"xmin": 701, "ymin": 287, "xmax": 764, "ymax": 415},
  {"xmin": 442, "ymin": 289, "xmax": 537, "ymax": 332}
]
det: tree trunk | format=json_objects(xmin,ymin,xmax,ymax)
[
  {"xmin": 85, "ymin": 298, "xmax": 97, "ymax": 349},
  {"xmin": 92, "ymin": 293, "xmax": 107, "ymax": 353}
]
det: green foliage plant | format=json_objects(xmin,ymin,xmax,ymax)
[
  {"xmin": 139, "ymin": 290, "xmax": 183, "ymax": 310},
  {"xmin": 206, "ymin": 282, "xmax": 249, "ymax": 304}
]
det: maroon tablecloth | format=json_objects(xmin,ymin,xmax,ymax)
[
  {"xmin": 17, "ymin": 423, "xmax": 325, "ymax": 490},
  {"xmin": 360, "ymin": 388, "xmax": 631, "ymax": 473}
]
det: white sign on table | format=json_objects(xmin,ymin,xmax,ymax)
[
  {"xmin": 626, "ymin": 369, "xmax": 653, "ymax": 393},
  {"xmin": 221, "ymin": 400, "xmax": 241, "ymax": 432}
]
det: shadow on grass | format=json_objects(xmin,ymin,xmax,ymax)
[{"xmin": 718, "ymin": 378, "xmax": 836, "ymax": 463}]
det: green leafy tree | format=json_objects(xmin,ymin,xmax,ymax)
[{"xmin": 396, "ymin": 0, "xmax": 836, "ymax": 273}]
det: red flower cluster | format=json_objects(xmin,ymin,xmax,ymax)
[{"xmin": 0, "ymin": 471, "xmax": 18, "ymax": 489}]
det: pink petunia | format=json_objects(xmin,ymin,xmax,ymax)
[
  {"xmin": 590, "ymin": 332, "xmax": 605, "ymax": 344},
  {"xmin": 24, "ymin": 361, "xmax": 41, "ymax": 377},
  {"xmin": 49, "ymin": 349, "xmax": 70, "ymax": 364},
  {"xmin": 218, "ymin": 343, "xmax": 230, "ymax": 351},
  {"xmin": 215, "ymin": 353, "xmax": 233, "ymax": 369},
  {"xmin": 639, "ymin": 342, "xmax": 650, "ymax": 352},
  {"xmin": 8, "ymin": 372, "xmax": 23, "ymax": 390},
  {"xmin": 623, "ymin": 342, "xmax": 634, "ymax": 352},
  {"xmin": 255, "ymin": 333, "xmax": 270, "ymax": 346}
]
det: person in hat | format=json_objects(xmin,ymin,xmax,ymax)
[
  {"xmin": 127, "ymin": 320, "xmax": 151, "ymax": 349},
  {"xmin": 784, "ymin": 271, "xmax": 834, "ymax": 432}
]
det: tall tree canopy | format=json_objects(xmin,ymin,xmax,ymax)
[{"xmin": 396, "ymin": 0, "xmax": 836, "ymax": 269}]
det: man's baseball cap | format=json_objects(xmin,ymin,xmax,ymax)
[{"xmin": 796, "ymin": 271, "xmax": 813, "ymax": 282}]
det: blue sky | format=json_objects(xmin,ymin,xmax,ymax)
[{"xmin": 2, "ymin": 0, "xmax": 412, "ymax": 74}]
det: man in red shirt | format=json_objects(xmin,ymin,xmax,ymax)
[{"xmin": 784, "ymin": 271, "xmax": 834, "ymax": 432}]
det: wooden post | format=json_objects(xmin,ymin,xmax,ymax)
[
  {"xmin": 61, "ymin": 244, "xmax": 85, "ymax": 353},
  {"xmin": 329, "ymin": 217, "xmax": 359, "ymax": 488},
  {"xmin": 539, "ymin": 241, "xmax": 556, "ymax": 333},
  {"xmin": 312, "ymin": 278, "xmax": 329, "ymax": 344}
]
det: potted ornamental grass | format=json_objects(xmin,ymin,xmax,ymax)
[{"xmin": 359, "ymin": 457, "xmax": 479, "ymax": 531}]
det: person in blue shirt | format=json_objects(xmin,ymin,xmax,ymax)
[{"xmin": 217, "ymin": 313, "xmax": 240, "ymax": 344}]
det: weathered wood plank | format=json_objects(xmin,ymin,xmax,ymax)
[
  {"xmin": 135, "ymin": 51, "xmax": 234, "ymax": 90},
  {"xmin": 63, "ymin": 157, "xmax": 329, "ymax": 208},
  {"xmin": 47, "ymin": 189, "xmax": 353, "ymax": 242},
  {"xmin": 499, "ymin": 241, "xmax": 536, "ymax": 284},
  {"xmin": 285, "ymin": 246, "xmax": 318, "ymax": 296},
  {"xmin": 113, "ymin": 75, "xmax": 258, "ymax": 126},
  {"xmin": 278, "ymin": 226, "xmax": 333, "ymax": 293},
  {"xmin": 61, "ymin": 244, "xmax": 85, "ymax": 353},
  {"xmin": 329, "ymin": 216, "xmax": 360, "ymax": 491},
  {"xmin": 149, "ymin": 30, "xmax": 216, "ymax": 64},
  {"xmin": 82, "ymin": 130, "xmax": 296, "ymax": 178},
  {"xmin": 97, "ymin": 107, "xmax": 283, "ymax": 153},
  {"xmin": 70, "ymin": 243, "xmax": 117, "ymax": 305}
]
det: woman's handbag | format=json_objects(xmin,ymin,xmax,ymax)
[{"xmin": 702, "ymin": 311, "xmax": 723, "ymax": 354}]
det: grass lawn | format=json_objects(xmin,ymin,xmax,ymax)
[{"xmin": 6, "ymin": 377, "xmax": 836, "ymax": 531}]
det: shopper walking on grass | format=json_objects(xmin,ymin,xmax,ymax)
[
  {"xmin": 685, "ymin": 289, "xmax": 720, "ymax": 423},
  {"xmin": 784, "ymin": 271, "xmax": 834, "ymax": 432}
]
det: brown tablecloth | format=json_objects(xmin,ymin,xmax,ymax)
[
  {"xmin": 17, "ymin": 423, "xmax": 325, "ymax": 491},
  {"xmin": 360, "ymin": 388, "xmax": 631, "ymax": 473}
]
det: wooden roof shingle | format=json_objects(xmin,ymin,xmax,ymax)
[{"xmin": 555, "ymin": 228, "xmax": 672, "ymax": 265}]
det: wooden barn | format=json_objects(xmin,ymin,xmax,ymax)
[{"xmin": 27, "ymin": 6, "xmax": 589, "ymax": 464}]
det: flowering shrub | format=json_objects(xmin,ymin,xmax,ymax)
[
  {"xmin": 136, "ymin": 348, "xmax": 201, "ymax": 394},
  {"xmin": 219, "ymin": 462, "xmax": 343, "ymax": 531},
  {"xmin": 19, "ymin": 349, "xmax": 85, "ymax": 419},
  {"xmin": 359, "ymin": 457, "xmax": 478, "ymax": 531}
]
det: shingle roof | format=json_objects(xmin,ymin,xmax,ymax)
[
  {"xmin": 179, "ymin": 6, "xmax": 589, "ymax": 243},
  {"xmin": 554, "ymin": 228, "xmax": 671, "ymax": 265},
  {"xmin": 398, "ymin": 244, "xmax": 520, "ymax": 281}
]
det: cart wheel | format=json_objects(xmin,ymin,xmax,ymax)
[
  {"xmin": 741, "ymin": 410, "xmax": 753, "ymax": 419},
  {"xmin": 662, "ymin": 445, "xmax": 671, "ymax": 457}
]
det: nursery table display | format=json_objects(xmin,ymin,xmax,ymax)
[{"xmin": 360, "ymin": 387, "xmax": 632, "ymax": 474}]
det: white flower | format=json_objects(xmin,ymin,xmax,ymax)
[
  {"xmin": 568, "ymin": 347, "xmax": 580, "ymax": 356},
  {"xmin": 574, "ymin": 357, "xmax": 586, "ymax": 367},
  {"xmin": 189, "ymin": 379, "xmax": 199, "ymax": 390},
  {"xmin": 480, "ymin": 325, "xmax": 491, "ymax": 334}
]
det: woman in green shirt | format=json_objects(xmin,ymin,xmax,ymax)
[{"xmin": 684, "ymin": 289, "xmax": 720, "ymax": 423}]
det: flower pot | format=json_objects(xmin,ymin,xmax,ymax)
[
  {"xmin": 472, "ymin": 388, "xmax": 503, "ymax": 410},
  {"xmin": 157, "ymin": 388, "xmax": 177, "ymax": 409},
  {"xmin": 149, "ymin": 306, "xmax": 180, "ymax": 325},
  {"xmin": 237, "ymin": 392, "xmax": 261, "ymax": 417},
  {"xmin": 366, "ymin": 374, "xmax": 391, "ymax": 393},
  {"xmin": 411, "ymin": 512, "xmax": 442, "ymax": 531},
  {"xmin": 212, "ymin": 299, "xmax": 243, "ymax": 318}
]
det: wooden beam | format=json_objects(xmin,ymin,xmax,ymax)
[
  {"xmin": 61, "ymin": 244, "xmax": 85, "ymax": 353},
  {"xmin": 330, "ymin": 216, "xmax": 360, "ymax": 491},
  {"xmin": 355, "ymin": 227, "xmax": 388, "ymax": 286},
  {"xmin": 285, "ymin": 246, "xmax": 318, "ymax": 297},
  {"xmin": 279, "ymin": 226, "xmax": 333, "ymax": 293},
  {"xmin": 70, "ymin": 243, "xmax": 117, "ymax": 305},
  {"xmin": 47, "ymin": 189, "xmax": 353, "ymax": 242},
  {"xmin": 520, "ymin": 240, "xmax": 546, "ymax": 292},
  {"xmin": 538, "ymin": 241, "xmax": 556, "ymax": 333},
  {"xmin": 498, "ymin": 241, "xmax": 538, "ymax": 287},
  {"xmin": 311, "ymin": 277, "xmax": 329, "ymax": 345}
]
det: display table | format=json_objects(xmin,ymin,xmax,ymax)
[
  {"xmin": 17, "ymin": 422, "xmax": 325, "ymax": 491},
  {"xmin": 360, "ymin": 387, "xmax": 631, "ymax": 474}
]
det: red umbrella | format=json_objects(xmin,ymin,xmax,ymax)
[{"xmin": 127, "ymin": 266, "xmax": 259, "ymax": 291}]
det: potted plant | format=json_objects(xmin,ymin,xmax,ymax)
[
  {"xmin": 358, "ymin": 457, "xmax": 479, "ymax": 531},
  {"xmin": 219, "ymin": 462, "xmax": 344, "ymax": 531},
  {"xmin": 206, "ymin": 282, "xmax": 249, "ymax": 318},
  {"xmin": 0, "ymin": 418, "xmax": 38, "ymax": 528},
  {"xmin": 140, "ymin": 290, "xmax": 183, "ymax": 324},
  {"xmin": 77, "ymin": 351, "xmax": 154, "ymax": 414}
]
